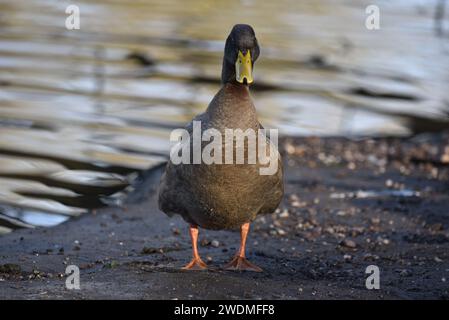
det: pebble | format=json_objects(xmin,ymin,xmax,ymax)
[
  {"xmin": 442, "ymin": 146, "xmax": 449, "ymax": 163},
  {"xmin": 211, "ymin": 240, "xmax": 220, "ymax": 248},
  {"xmin": 273, "ymin": 221, "xmax": 282, "ymax": 227},
  {"xmin": 291, "ymin": 201, "xmax": 306, "ymax": 208},
  {"xmin": 336, "ymin": 210, "xmax": 347, "ymax": 217},
  {"xmin": 285, "ymin": 143, "xmax": 296, "ymax": 155},
  {"xmin": 340, "ymin": 239, "xmax": 357, "ymax": 249},
  {"xmin": 279, "ymin": 210, "xmax": 289, "ymax": 218},
  {"xmin": 277, "ymin": 229, "xmax": 286, "ymax": 236},
  {"xmin": 343, "ymin": 254, "xmax": 352, "ymax": 262}
]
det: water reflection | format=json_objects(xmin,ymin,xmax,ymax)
[{"xmin": 0, "ymin": 0, "xmax": 448, "ymax": 232}]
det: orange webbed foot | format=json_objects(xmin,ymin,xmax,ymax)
[
  {"xmin": 223, "ymin": 255, "xmax": 262, "ymax": 272},
  {"xmin": 182, "ymin": 257, "xmax": 208, "ymax": 270}
]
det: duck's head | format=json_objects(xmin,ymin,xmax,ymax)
[{"xmin": 221, "ymin": 24, "xmax": 260, "ymax": 85}]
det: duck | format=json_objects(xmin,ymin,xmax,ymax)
[{"xmin": 158, "ymin": 24, "xmax": 284, "ymax": 272}]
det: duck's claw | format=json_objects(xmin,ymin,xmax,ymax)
[
  {"xmin": 223, "ymin": 256, "xmax": 262, "ymax": 272},
  {"xmin": 182, "ymin": 257, "xmax": 208, "ymax": 270}
]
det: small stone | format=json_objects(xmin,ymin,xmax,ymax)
[
  {"xmin": 340, "ymin": 239, "xmax": 357, "ymax": 249},
  {"xmin": 343, "ymin": 254, "xmax": 352, "ymax": 262},
  {"xmin": 211, "ymin": 240, "xmax": 220, "ymax": 248},
  {"xmin": 277, "ymin": 229, "xmax": 286, "ymax": 236},
  {"xmin": 291, "ymin": 201, "xmax": 306, "ymax": 208},
  {"xmin": 441, "ymin": 146, "xmax": 449, "ymax": 163},
  {"xmin": 336, "ymin": 210, "xmax": 347, "ymax": 217},
  {"xmin": 279, "ymin": 210, "xmax": 289, "ymax": 219},
  {"xmin": 285, "ymin": 143, "xmax": 296, "ymax": 155},
  {"xmin": 385, "ymin": 179, "xmax": 393, "ymax": 188},
  {"xmin": 289, "ymin": 194, "xmax": 299, "ymax": 202}
]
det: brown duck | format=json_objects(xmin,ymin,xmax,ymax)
[{"xmin": 158, "ymin": 24, "xmax": 283, "ymax": 271}]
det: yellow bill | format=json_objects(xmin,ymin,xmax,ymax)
[{"xmin": 235, "ymin": 50, "xmax": 253, "ymax": 84}]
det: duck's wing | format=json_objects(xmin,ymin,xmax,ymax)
[
  {"xmin": 157, "ymin": 112, "xmax": 208, "ymax": 222},
  {"xmin": 257, "ymin": 159, "xmax": 284, "ymax": 214},
  {"xmin": 257, "ymin": 121, "xmax": 284, "ymax": 215}
]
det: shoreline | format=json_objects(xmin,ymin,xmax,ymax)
[{"xmin": 0, "ymin": 133, "xmax": 448, "ymax": 299}]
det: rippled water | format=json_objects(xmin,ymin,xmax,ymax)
[{"xmin": 0, "ymin": 0, "xmax": 448, "ymax": 233}]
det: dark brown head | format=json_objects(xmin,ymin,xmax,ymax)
[{"xmin": 221, "ymin": 24, "xmax": 260, "ymax": 85}]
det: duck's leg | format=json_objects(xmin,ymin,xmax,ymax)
[
  {"xmin": 182, "ymin": 224, "xmax": 208, "ymax": 270},
  {"xmin": 224, "ymin": 222, "xmax": 262, "ymax": 272}
]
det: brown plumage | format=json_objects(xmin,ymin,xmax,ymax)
[{"xmin": 158, "ymin": 24, "xmax": 283, "ymax": 271}]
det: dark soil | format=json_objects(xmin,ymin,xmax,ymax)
[{"xmin": 1, "ymin": 134, "xmax": 448, "ymax": 299}]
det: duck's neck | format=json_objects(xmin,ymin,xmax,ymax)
[
  {"xmin": 220, "ymin": 82, "xmax": 250, "ymax": 105},
  {"xmin": 221, "ymin": 58, "xmax": 234, "ymax": 84},
  {"xmin": 206, "ymin": 82, "xmax": 256, "ymax": 130}
]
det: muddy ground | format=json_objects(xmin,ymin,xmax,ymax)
[{"xmin": 0, "ymin": 134, "xmax": 448, "ymax": 300}]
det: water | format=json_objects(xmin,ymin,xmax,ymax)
[{"xmin": 0, "ymin": 0, "xmax": 448, "ymax": 233}]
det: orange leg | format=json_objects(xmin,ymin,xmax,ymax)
[
  {"xmin": 182, "ymin": 224, "xmax": 208, "ymax": 270},
  {"xmin": 224, "ymin": 222, "xmax": 262, "ymax": 272}
]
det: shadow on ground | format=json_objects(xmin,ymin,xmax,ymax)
[{"xmin": 0, "ymin": 135, "xmax": 448, "ymax": 299}]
